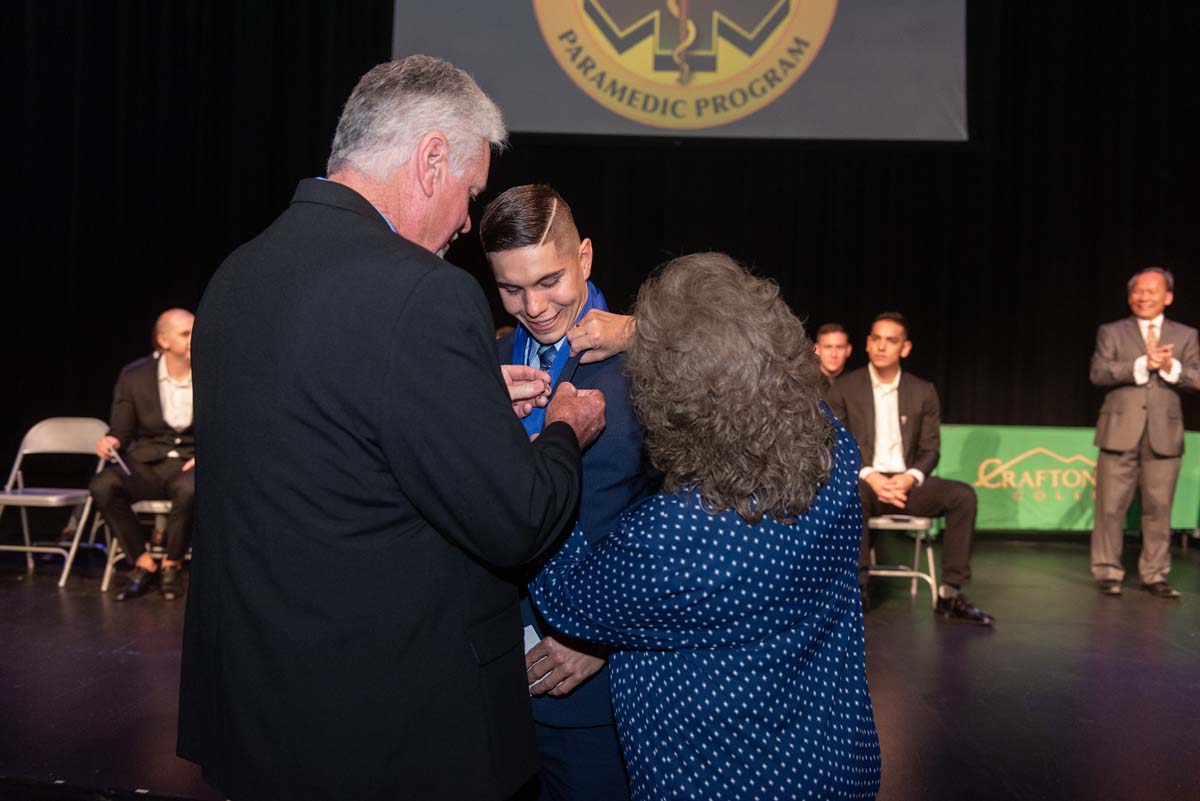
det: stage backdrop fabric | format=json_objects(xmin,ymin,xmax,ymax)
[
  {"xmin": 391, "ymin": 0, "xmax": 966, "ymax": 140},
  {"xmin": 937, "ymin": 425, "xmax": 1200, "ymax": 531}
]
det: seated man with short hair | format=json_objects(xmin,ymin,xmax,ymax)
[
  {"xmin": 90, "ymin": 308, "xmax": 196, "ymax": 601},
  {"xmin": 814, "ymin": 321, "xmax": 853, "ymax": 399},
  {"xmin": 827, "ymin": 311, "xmax": 993, "ymax": 625}
]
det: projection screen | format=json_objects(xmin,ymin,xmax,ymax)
[{"xmin": 392, "ymin": 0, "xmax": 966, "ymax": 141}]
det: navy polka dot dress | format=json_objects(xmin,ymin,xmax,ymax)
[{"xmin": 530, "ymin": 411, "xmax": 881, "ymax": 800}]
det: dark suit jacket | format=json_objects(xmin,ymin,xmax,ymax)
[
  {"xmin": 178, "ymin": 178, "xmax": 585, "ymax": 801},
  {"xmin": 826, "ymin": 367, "xmax": 941, "ymax": 478},
  {"xmin": 107, "ymin": 356, "xmax": 195, "ymax": 462},
  {"xmin": 497, "ymin": 334, "xmax": 657, "ymax": 727},
  {"xmin": 1089, "ymin": 316, "xmax": 1200, "ymax": 455}
]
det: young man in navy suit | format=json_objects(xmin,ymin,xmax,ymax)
[{"xmin": 482, "ymin": 185, "xmax": 657, "ymax": 801}]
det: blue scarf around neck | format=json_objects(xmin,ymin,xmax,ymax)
[{"xmin": 512, "ymin": 280, "xmax": 608, "ymax": 436}]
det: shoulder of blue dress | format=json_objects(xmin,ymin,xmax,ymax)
[{"xmin": 616, "ymin": 489, "xmax": 685, "ymax": 522}]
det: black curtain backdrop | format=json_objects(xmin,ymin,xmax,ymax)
[{"xmin": 9, "ymin": 1, "xmax": 1200, "ymax": 463}]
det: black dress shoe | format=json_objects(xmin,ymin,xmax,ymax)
[
  {"xmin": 160, "ymin": 566, "xmax": 184, "ymax": 601},
  {"xmin": 116, "ymin": 567, "xmax": 158, "ymax": 601},
  {"xmin": 1098, "ymin": 580, "xmax": 1122, "ymax": 596},
  {"xmin": 1141, "ymin": 581, "xmax": 1182, "ymax": 599},
  {"xmin": 935, "ymin": 592, "xmax": 994, "ymax": 626},
  {"xmin": 859, "ymin": 585, "xmax": 871, "ymax": 614}
]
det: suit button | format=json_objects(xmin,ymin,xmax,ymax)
[{"xmin": 174, "ymin": 438, "xmax": 182, "ymax": 444}]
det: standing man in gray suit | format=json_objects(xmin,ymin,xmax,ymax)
[{"xmin": 1090, "ymin": 267, "xmax": 1199, "ymax": 598}]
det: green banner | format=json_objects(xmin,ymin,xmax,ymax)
[{"xmin": 937, "ymin": 425, "xmax": 1200, "ymax": 531}]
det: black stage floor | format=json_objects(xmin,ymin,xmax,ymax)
[{"xmin": 1, "ymin": 538, "xmax": 1198, "ymax": 801}]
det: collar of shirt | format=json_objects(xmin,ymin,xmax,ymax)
[
  {"xmin": 157, "ymin": 354, "xmax": 192, "ymax": 388},
  {"xmin": 1136, "ymin": 314, "xmax": 1165, "ymax": 338},
  {"xmin": 524, "ymin": 336, "xmax": 566, "ymax": 368},
  {"xmin": 868, "ymin": 364, "xmax": 901, "ymax": 395}
]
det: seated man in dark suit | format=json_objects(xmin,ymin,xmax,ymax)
[
  {"xmin": 90, "ymin": 308, "xmax": 195, "ymax": 601},
  {"xmin": 814, "ymin": 321, "xmax": 853, "ymax": 399},
  {"xmin": 481, "ymin": 185, "xmax": 658, "ymax": 801},
  {"xmin": 827, "ymin": 312, "xmax": 993, "ymax": 625}
]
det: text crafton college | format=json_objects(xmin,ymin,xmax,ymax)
[{"xmin": 533, "ymin": 0, "xmax": 837, "ymax": 130}]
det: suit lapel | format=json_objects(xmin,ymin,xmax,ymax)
[
  {"xmin": 897, "ymin": 373, "xmax": 913, "ymax": 460},
  {"xmin": 1160, "ymin": 318, "xmax": 1181, "ymax": 348},
  {"xmin": 1126, "ymin": 317, "xmax": 1145, "ymax": 353},
  {"xmin": 138, "ymin": 360, "xmax": 167, "ymax": 431},
  {"xmin": 858, "ymin": 370, "xmax": 876, "ymax": 459}
]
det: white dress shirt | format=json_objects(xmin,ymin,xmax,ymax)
[
  {"xmin": 859, "ymin": 365, "xmax": 926, "ymax": 486},
  {"xmin": 158, "ymin": 356, "xmax": 193, "ymax": 457},
  {"xmin": 1132, "ymin": 314, "xmax": 1182, "ymax": 385}
]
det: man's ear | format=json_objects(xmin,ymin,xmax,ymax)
[
  {"xmin": 415, "ymin": 131, "xmax": 449, "ymax": 198},
  {"xmin": 846, "ymin": 344, "xmax": 853, "ymax": 357},
  {"xmin": 577, "ymin": 237, "xmax": 593, "ymax": 281},
  {"xmin": 900, "ymin": 340, "xmax": 913, "ymax": 359}
]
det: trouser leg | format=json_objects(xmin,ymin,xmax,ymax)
[
  {"xmin": 901, "ymin": 477, "xmax": 977, "ymax": 587},
  {"xmin": 1092, "ymin": 445, "xmax": 1140, "ymax": 582},
  {"xmin": 89, "ymin": 466, "xmax": 154, "ymax": 560},
  {"xmin": 1137, "ymin": 435, "xmax": 1181, "ymax": 585},
  {"xmin": 857, "ymin": 479, "xmax": 884, "ymax": 585},
  {"xmin": 533, "ymin": 722, "xmax": 630, "ymax": 801},
  {"xmin": 163, "ymin": 464, "xmax": 195, "ymax": 562}
]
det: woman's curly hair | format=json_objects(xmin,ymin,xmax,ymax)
[{"xmin": 627, "ymin": 252, "xmax": 834, "ymax": 525}]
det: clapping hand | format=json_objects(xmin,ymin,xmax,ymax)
[{"xmin": 1147, "ymin": 343, "xmax": 1174, "ymax": 373}]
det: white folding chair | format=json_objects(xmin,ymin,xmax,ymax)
[
  {"xmin": 0, "ymin": 417, "xmax": 110, "ymax": 587},
  {"xmin": 866, "ymin": 514, "xmax": 938, "ymax": 608},
  {"xmin": 97, "ymin": 499, "xmax": 174, "ymax": 592}
]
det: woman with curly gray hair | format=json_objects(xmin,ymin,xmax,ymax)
[{"xmin": 531, "ymin": 252, "xmax": 881, "ymax": 800}]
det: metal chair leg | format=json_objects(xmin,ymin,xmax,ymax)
[
  {"xmin": 101, "ymin": 543, "xmax": 120, "ymax": 593},
  {"xmin": 100, "ymin": 518, "xmax": 121, "ymax": 593},
  {"xmin": 57, "ymin": 498, "xmax": 92, "ymax": 588},
  {"xmin": 19, "ymin": 506, "xmax": 34, "ymax": 571},
  {"xmin": 925, "ymin": 539, "xmax": 938, "ymax": 608}
]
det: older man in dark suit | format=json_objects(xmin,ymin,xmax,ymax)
[
  {"xmin": 1090, "ymin": 267, "xmax": 1199, "ymax": 598},
  {"xmin": 828, "ymin": 312, "xmax": 992, "ymax": 625},
  {"xmin": 178, "ymin": 57, "xmax": 606, "ymax": 801},
  {"xmin": 90, "ymin": 308, "xmax": 196, "ymax": 601}
]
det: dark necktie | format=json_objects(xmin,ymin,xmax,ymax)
[{"xmin": 537, "ymin": 343, "xmax": 558, "ymax": 373}]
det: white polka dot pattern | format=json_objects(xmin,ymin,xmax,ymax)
[{"xmin": 530, "ymin": 411, "xmax": 882, "ymax": 800}]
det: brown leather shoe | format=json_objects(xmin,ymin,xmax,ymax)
[{"xmin": 1098, "ymin": 580, "xmax": 1122, "ymax": 596}]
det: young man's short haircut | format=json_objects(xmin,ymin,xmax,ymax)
[
  {"xmin": 872, "ymin": 311, "xmax": 909, "ymax": 339},
  {"xmin": 479, "ymin": 184, "xmax": 580, "ymax": 256},
  {"xmin": 816, "ymin": 322, "xmax": 846, "ymax": 338}
]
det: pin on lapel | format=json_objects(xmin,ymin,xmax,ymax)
[{"xmin": 900, "ymin": 415, "xmax": 908, "ymax": 426}]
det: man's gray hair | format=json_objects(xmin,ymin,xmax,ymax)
[
  {"xmin": 327, "ymin": 55, "xmax": 506, "ymax": 180},
  {"xmin": 1127, "ymin": 266, "xmax": 1175, "ymax": 293}
]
